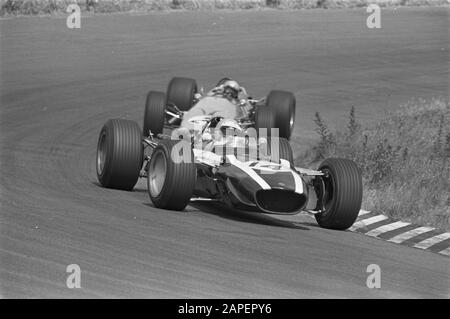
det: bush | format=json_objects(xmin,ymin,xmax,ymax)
[
  {"xmin": 1, "ymin": 0, "xmax": 448, "ymax": 16},
  {"xmin": 266, "ymin": 0, "xmax": 280, "ymax": 7},
  {"xmin": 297, "ymin": 98, "xmax": 450, "ymax": 230}
]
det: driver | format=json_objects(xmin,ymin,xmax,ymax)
[
  {"xmin": 207, "ymin": 79, "xmax": 241, "ymax": 103},
  {"xmin": 180, "ymin": 78, "xmax": 247, "ymax": 129},
  {"xmin": 202, "ymin": 118, "xmax": 243, "ymax": 152}
]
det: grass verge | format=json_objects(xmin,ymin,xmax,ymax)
[
  {"xmin": 0, "ymin": 0, "xmax": 448, "ymax": 16},
  {"xmin": 296, "ymin": 98, "xmax": 450, "ymax": 230}
]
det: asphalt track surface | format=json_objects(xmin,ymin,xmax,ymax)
[{"xmin": 1, "ymin": 8, "xmax": 449, "ymax": 298}]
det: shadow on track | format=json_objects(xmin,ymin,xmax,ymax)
[
  {"xmin": 188, "ymin": 202, "xmax": 310, "ymax": 230},
  {"xmin": 93, "ymin": 181, "xmax": 311, "ymax": 230}
]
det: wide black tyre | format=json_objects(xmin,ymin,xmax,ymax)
[
  {"xmin": 96, "ymin": 119, "xmax": 143, "ymax": 191},
  {"xmin": 315, "ymin": 158, "xmax": 363, "ymax": 230},
  {"xmin": 147, "ymin": 139, "xmax": 196, "ymax": 210},
  {"xmin": 143, "ymin": 91, "xmax": 166, "ymax": 137},
  {"xmin": 264, "ymin": 137, "xmax": 294, "ymax": 165},
  {"xmin": 266, "ymin": 90, "xmax": 296, "ymax": 140},
  {"xmin": 166, "ymin": 77, "xmax": 197, "ymax": 111},
  {"xmin": 255, "ymin": 106, "xmax": 275, "ymax": 137}
]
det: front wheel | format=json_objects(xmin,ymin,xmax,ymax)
[
  {"xmin": 147, "ymin": 140, "xmax": 196, "ymax": 210},
  {"xmin": 166, "ymin": 77, "xmax": 197, "ymax": 111},
  {"xmin": 143, "ymin": 91, "xmax": 166, "ymax": 137},
  {"xmin": 96, "ymin": 119, "xmax": 143, "ymax": 191},
  {"xmin": 315, "ymin": 158, "xmax": 363, "ymax": 230}
]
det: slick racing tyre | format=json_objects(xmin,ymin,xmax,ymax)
[
  {"xmin": 96, "ymin": 119, "xmax": 143, "ymax": 191},
  {"xmin": 264, "ymin": 137, "xmax": 294, "ymax": 165},
  {"xmin": 255, "ymin": 106, "xmax": 275, "ymax": 137},
  {"xmin": 265, "ymin": 90, "xmax": 296, "ymax": 140},
  {"xmin": 147, "ymin": 140, "xmax": 196, "ymax": 210},
  {"xmin": 315, "ymin": 158, "xmax": 363, "ymax": 230},
  {"xmin": 143, "ymin": 91, "xmax": 166, "ymax": 137},
  {"xmin": 166, "ymin": 77, "xmax": 197, "ymax": 111}
]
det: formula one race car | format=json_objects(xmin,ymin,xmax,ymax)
[
  {"xmin": 143, "ymin": 76, "xmax": 296, "ymax": 140},
  {"xmin": 96, "ymin": 77, "xmax": 363, "ymax": 230}
]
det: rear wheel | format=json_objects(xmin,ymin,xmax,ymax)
[
  {"xmin": 255, "ymin": 106, "xmax": 275, "ymax": 137},
  {"xmin": 255, "ymin": 107, "xmax": 294, "ymax": 164},
  {"xmin": 266, "ymin": 90, "xmax": 296, "ymax": 140},
  {"xmin": 315, "ymin": 158, "xmax": 363, "ymax": 230},
  {"xmin": 166, "ymin": 77, "xmax": 197, "ymax": 111},
  {"xmin": 96, "ymin": 119, "xmax": 143, "ymax": 191},
  {"xmin": 147, "ymin": 140, "xmax": 196, "ymax": 210},
  {"xmin": 263, "ymin": 137, "xmax": 294, "ymax": 165},
  {"xmin": 143, "ymin": 91, "xmax": 166, "ymax": 137}
]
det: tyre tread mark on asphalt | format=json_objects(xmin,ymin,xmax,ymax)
[{"xmin": 351, "ymin": 210, "xmax": 450, "ymax": 257}]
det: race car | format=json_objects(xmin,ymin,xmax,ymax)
[
  {"xmin": 143, "ymin": 76, "xmax": 296, "ymax": 140},
  {"xmin": 96, "ymin": 77, "xmax": 363, "ymax": 230}
]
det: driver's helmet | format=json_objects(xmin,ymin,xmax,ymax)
[
  {"xmin": 222, "ymin": 80, "xmax": 240, "ymax": 100},
  {"xmin": 215, "ymin": 119, "xmax": 242, "ymax": 137}
]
